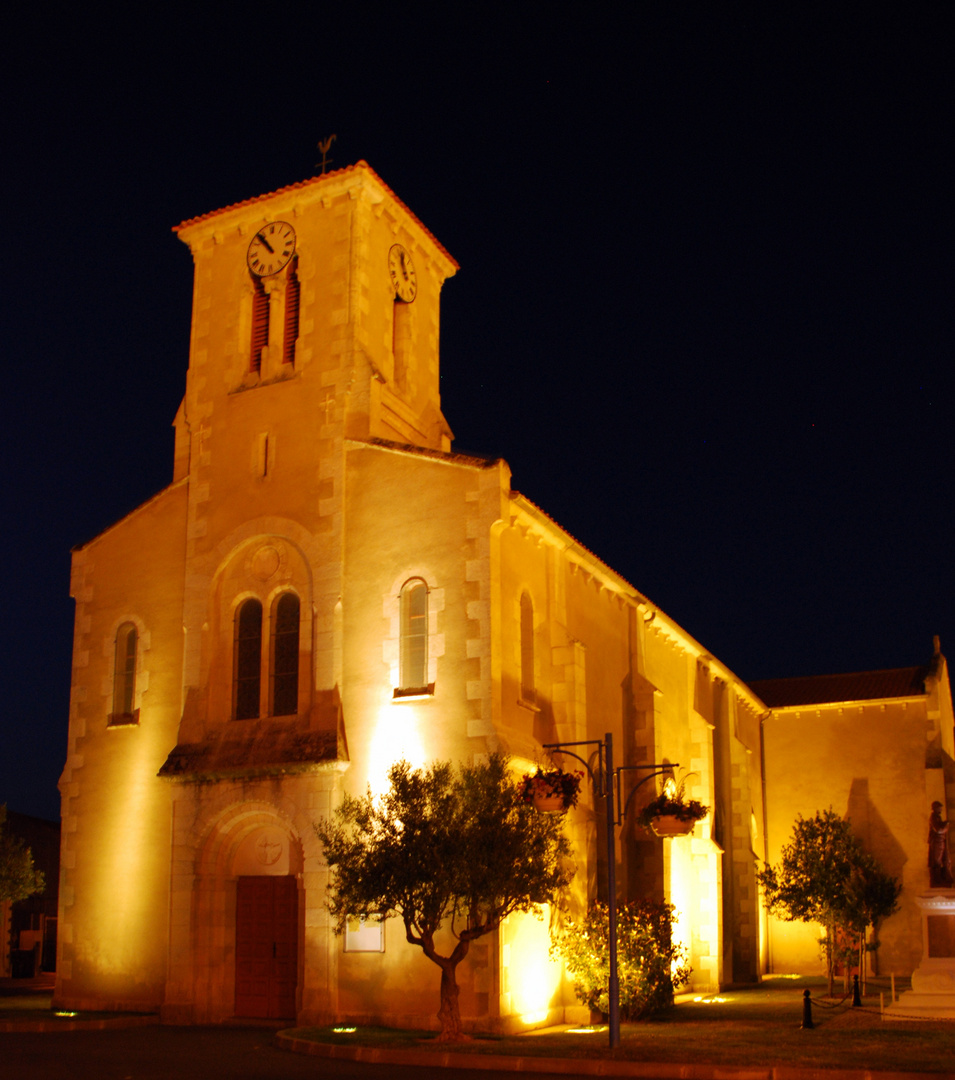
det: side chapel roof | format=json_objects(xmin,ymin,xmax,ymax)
[{"xmin": 748, "ymin": 666, "xmax": 931, "ymax": 708}]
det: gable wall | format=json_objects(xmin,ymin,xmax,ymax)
[
  {"xmin": 763, "ymin": 694, "xmax": 946, "ymax": 975},
  {"xmin": 56, "ymin": 483, "xmax": 187, "ymax": 1010}
]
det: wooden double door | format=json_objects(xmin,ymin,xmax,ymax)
[{"xmin": 234, "ymin": 876, "xmax": 298, "ymax": 1019}]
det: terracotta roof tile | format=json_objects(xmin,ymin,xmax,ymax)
[
  {"xmin": 749, "ymin": 666, "xmax": 930, "ymax": 708},
  {"xmin": 172, "ymin": 160, "xmax": 458, "ymax": 268},
  {"xmin": 158, "ymin": 718, "xmax": 340, "ymax": 781}
]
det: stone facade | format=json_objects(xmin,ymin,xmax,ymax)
[
  {"xmin": 55, "ymin": 163, "xmax": 953, "ymax": 1027},
  {"xmin": 755, "ymin": 652, "xmax": 955, "ymax": 978}
]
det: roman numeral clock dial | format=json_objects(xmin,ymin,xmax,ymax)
[
  {"xmin": 388, "ymin": 244, "xmax": 417, "ymax": 302},
  {"xmin": 247, "ymin": 221, "xmax": 296, "ymax": 276}
]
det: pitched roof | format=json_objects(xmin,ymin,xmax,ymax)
[
  {"xmin": 748, "ymin": 666, "xmax": 931, "ymax": 708},
  {"xmin": 172, "ymin": 160, "xmax": 458, "ymax": 268},
  {"xmin": 158, "ymin": 725, "xmax": 339, "ymax": 781}
]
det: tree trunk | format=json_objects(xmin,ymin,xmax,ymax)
[
  {"xmin": 417, "ymin": 933, "xmax": 471, "ymax": 1041},
  {"xmin": 825, "ymin": 922, "xmax": 835, "ymax": 997},
  {"xmin": 437, "ymin": 961, "xmax": 464, "ymax": 1041}
]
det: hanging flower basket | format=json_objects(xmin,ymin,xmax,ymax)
[
  {"xmin": 519, "ymin": 767, "xmax": 583, "ymax": 814},
  {"xmin": 650, "ymin": 814, "xmax": 697, "ymax": 838},
  {"xmin": 637, "ymin": 778, "xmax": 708, "ymax": 838},
  {"xmin": 532, "ymin": 791, "xmax": 568, "ymax": 813}
]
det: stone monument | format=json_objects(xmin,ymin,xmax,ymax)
[{"xmin": 887, "ymin": 804, "xmax": 955, "ymax": 1019}]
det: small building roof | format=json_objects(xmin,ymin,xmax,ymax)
[{"xmin": 749, "ymin": 666, "xmax": 931, "ymax": 708}]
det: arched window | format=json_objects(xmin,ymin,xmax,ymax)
[
  {"xmin": 234, "ymin": 599, "xmax": 262, "ymax": 720},
  {"xmin": 270, "ymin": 592, "xmax": 300, "ymax": 717},
  {"xmin": 399, "ymin": 578, "xmax": 429, "ymax": 692},
  {"xmin": 111, "ymin": 622, "xmax": 138, "ymax": 722},
  {"xmin": 520, "ymin": 592, "xmax": 535, "ymax": 704}
]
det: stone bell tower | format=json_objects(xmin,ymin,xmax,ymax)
[{"xmin": 169, "ymin": 162, "xmax": 459, "ymax": 742}]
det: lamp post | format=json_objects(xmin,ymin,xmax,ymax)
[{"xmin": 543, "ymin": 733, "xmax": 677, "ymax": 1050}]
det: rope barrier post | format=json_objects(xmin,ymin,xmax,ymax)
[
  {"xmin": 852, "ymin": 974, "xmax": 862, "ymax": 1007},
  {"xmin": 801, "ymin": 989, "xmax": 814, "ymax": 1029}
]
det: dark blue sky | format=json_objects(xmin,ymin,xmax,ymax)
[{"xmin": 3, "ymin": 5, "xmax": 952, "ymax": 820}]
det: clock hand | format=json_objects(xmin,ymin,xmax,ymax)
[{"xmin": 256, "ymin": 233, "xmax": 275, "ymax": 254}]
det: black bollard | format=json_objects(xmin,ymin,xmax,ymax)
[
  {"xmin": 801, "ymin": 988, "xmax": 814, "ymax": 1029},
  {"xmin": 852, "ymin": 973, "xmax": 862, "ymax": 1007}
]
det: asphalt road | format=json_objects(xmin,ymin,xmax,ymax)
[{"xmin": 0, "ymin": 1025, "xmax": 580, "ymax": 1080}]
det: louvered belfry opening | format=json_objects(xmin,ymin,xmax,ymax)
[
  {"xmin": 283, "ymin": 259, "xmax": 300, "ymax": 366},
  {"xmin": 250, "ymin": 277, "xmax": 269, "ymax": 373}
]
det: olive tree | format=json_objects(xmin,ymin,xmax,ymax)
[
  {"xmin": 757, "ymin": 809, "xmax": 899, "ymax": 995},
  {"xmin": 840, "ymin": 852, "xmax": 901, "ymax": 992},
  {"xmin": 316, "ymin": 755, "xmax": 573, "ymax": 1040},
  {"xmin": 0, "ymin": 805, "xmax": 44, "ymax": 904}
]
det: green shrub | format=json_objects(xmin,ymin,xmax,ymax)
[{"xmin": 551, "ymin": 899, "xmax": 691, "ymax": 1019}]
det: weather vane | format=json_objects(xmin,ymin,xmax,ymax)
[{"xmin": 316, "ymin": 135, "xmax": 337, "ymax": 174}]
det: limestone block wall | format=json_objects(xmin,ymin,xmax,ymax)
[
  {"xmin": 56, "ymin": 484, "xmax": 187, "ymax": 1011},
  {"xmin": 763, "ymin": 697, "xmax": 946, "ymax": 976},
  {"xmin": 340, "ymin": 442, "xmax": 501, "ymax": 787}
]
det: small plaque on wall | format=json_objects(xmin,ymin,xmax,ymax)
[
  {"xmin": 344, "ymin": 916, "xmax": 384, "ymax": 952},
  {"xmin": 927, "ymin": 915, "xmax": 955, "ymax": 958}
]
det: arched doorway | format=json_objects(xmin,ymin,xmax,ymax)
[
  {"xmin": 231, "ymin": 822, "xmax": 299, "ymax": 1020},
  {"xmin": 235, "ymin": 875, "xmax": 298, "ymax": 1019}
]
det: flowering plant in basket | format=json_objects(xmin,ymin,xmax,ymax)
[
  {"xmin": 637, "ymin": 776, "xmax": 708, "ymax": 829},
  {"xmin": 518, "ymin": 767, "xmax": 583, "ymax": 812}
]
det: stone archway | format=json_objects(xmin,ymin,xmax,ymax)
[
  {"xmin": 163, "ymin": 792, "xmax": 304, "ymax": 1023},
  {"xmin": 161, "ymin": 772, "xmax": 342, "ymax": 1026}
]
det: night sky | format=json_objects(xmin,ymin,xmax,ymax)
[{"xmin": 3, "ymin": 6, "xmax": 952, "ymax": 821}]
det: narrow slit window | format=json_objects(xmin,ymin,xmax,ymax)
[
  {"xmin": 112, "ymin": 622, "xmax": 137, "ymax": 718},
  {"xmin": 520, "ymin": 592, "xmax": 535, "ymax": 704},
  {"xmin": 234, "ymin": 599, "xmax": 262, "ymax": 720},
  {"xmin": 399, "ymin": 579, "xmax": 428, "ymax": 691},
  {"xmin": 270, "ymin": 592, "xmax": 300, "ymax": 717},
  {"xmin": 255, "ymin": 433, "xmax": 270, "ymax": 477}
]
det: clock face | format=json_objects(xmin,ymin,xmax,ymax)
[
  {"xmin": 247, "ymin": 222, "xmax": 296, "ymax": 277},
  {"xmin": 388, "ymin": 244, "xmax": 417, "ymax": 302}
]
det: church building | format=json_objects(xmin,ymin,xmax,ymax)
[{"xmin": 55, "ymin": 163, "xmax": 953, "ymax": 1028}]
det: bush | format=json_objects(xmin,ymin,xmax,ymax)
[{"xmin": 551, "ymin": 899, "xmax": 691, "ymax": 1019}]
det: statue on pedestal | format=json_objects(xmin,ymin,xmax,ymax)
[{"xmin": 928, "ymin": 801, "xmax": 954, "ymax": 888}]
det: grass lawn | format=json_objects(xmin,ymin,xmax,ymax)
[{"xmin": 291, "ymin": 977, "xmax": 955, "ymax": 1073}]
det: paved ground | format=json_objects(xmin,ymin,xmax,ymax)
[
  {"xmin": 0, "ymin": 1025, "xmax": 579, "ymax": 1080},
  {"xmin": 1, "ymin": 975, "xmax": 947, "ymax": 1080},
  {"xmin": 0, "ymin": 982, "xmax": 573, "ymax": 1080}
]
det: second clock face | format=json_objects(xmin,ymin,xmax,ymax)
[
  {"xmin": 389, "ymin": 244, "xmax": 417, "ymax": 302},
  {"xmin": 247, "ymin": 222, "xmax": 296, "ymax": 276}
]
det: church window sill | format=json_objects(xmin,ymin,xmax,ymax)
[
  {"xmin": 392, "ymin": 684, "xmax": 435, "ymax": 702},
  {"xmin": 107, "ymin": 710, "xmax": 140, "ymax": 728}
]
